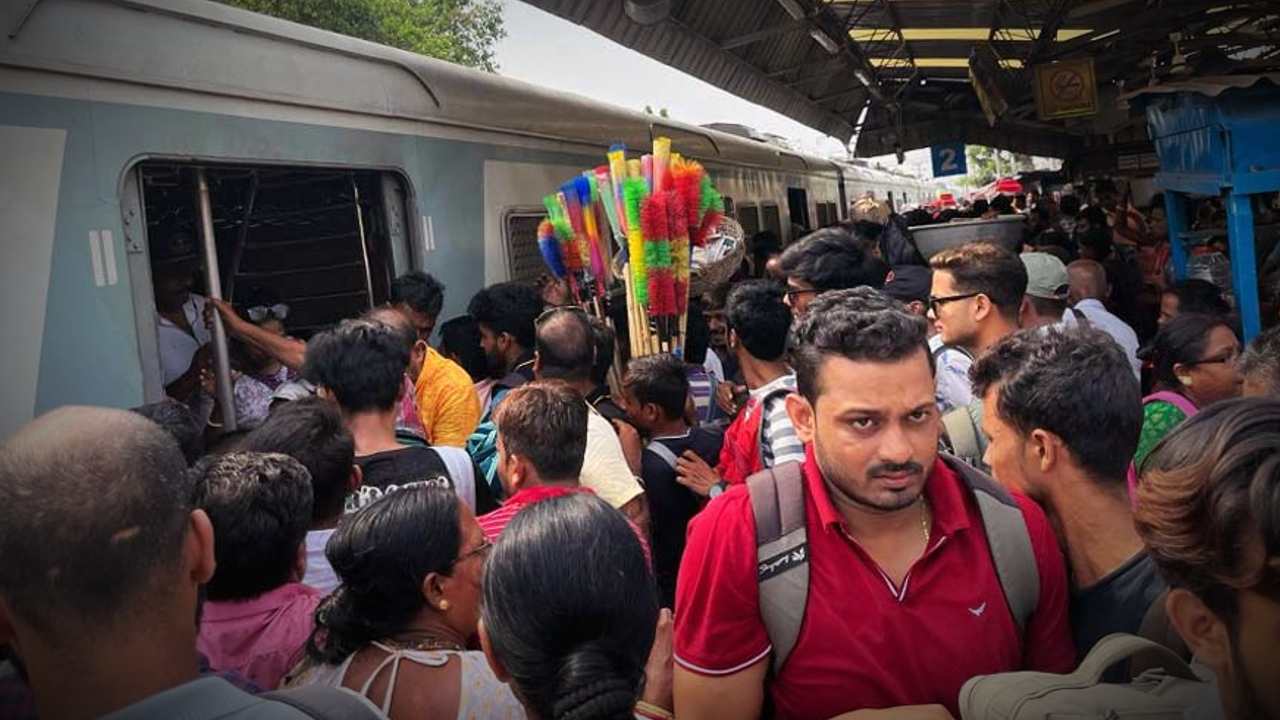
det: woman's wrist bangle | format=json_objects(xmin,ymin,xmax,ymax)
[{"xmin": 635, "ymin": 701, "xmax": 674, "ymax": 719}]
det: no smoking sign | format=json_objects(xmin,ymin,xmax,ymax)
[{"xmin": 1034, "ymin": 58, "xmax": 1098, "ymax": 120}]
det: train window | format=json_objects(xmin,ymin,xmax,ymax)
[
  {"xmin": 827, "ymin": 202, "xmax": 840, "ymax": 224},
  {"xmin": 816, "ymin": 203, "xmax": 830, "ymax": 228},
  {"xmin": 136, "ymin": 162, "xmax": 408, "ymax": 351},
  {"xmin": 722, "ymin": 195, "xmax": 735, "ymax": 217},
  {"xmin": 761, "ymin": 203, "xmax": 783, "ymax": 241},
  {"xmin": 738, "ymin": 203, "xmax": 760, "ymax": 238},
  {"xmin": 503, "ymin": 210, "xmax": 548, "ymax": 286},
  {"xmin": 786, "ymin": 188, "xmax": 811, "ymax": 232}
]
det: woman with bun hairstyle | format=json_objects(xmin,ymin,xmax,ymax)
[
  {"xmin": 479, "ymin": 492, "xmax": 666, "ymax": 720},
  {"xmin": 286, "ymin": 485, "xmax": 523, "ymax": 719}
]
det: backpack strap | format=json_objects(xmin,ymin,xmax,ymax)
[
  {"xmin": 262, "ymin": 686, "xmax": 387, "ymax": 720},
  {"xmin": 1071, "ymin": 633, "xmax": 1198, "ymax": 684},
  {"xmin": 932, "ymin": 342, "xmax": 974, "ymax": 363},
  {"xmin": 941, "ymin": 403, "xmax": 985, "ymax": 468},
  {"xmin": 746, "ymin": 462, "xmax": 808, "ymax": 676},
  {"xmin": 941, "ymin": 454, "xmax": 1039, "ymax": 636},
  {"xmin": 1132, "ymin": 589, "xmax": 1193, "ymax": 676},
  {"xmin": 646, "ymin": 440, "xmax": 680, "ymax": 471}
]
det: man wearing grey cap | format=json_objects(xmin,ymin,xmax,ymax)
[{"xmin": 1019, "ymin": 252, "xmax": 1073, "ymax": 330}]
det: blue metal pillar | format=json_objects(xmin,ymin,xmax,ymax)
[
  {"xmin": 1225, "ymin": 193, "xmax": 1260, "ymax": 341},
  {"xmin": 1163, "ymin": 192, "xmax": 1189, "ymax": 280}
]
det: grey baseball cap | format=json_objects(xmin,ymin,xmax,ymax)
[{"xmin": 1021, "ymin": 252, "xmax": 1069, "ymax": 300}]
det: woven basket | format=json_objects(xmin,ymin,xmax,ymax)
[{"xmin": 690, "ymin": 217, "xmax": 746, "ymax": 296}]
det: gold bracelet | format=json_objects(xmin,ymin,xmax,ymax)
[{"xmin": 635, "ymin": 700, "xmax": 674, "ymax": 719}]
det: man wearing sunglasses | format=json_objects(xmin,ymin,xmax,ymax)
[{"xmin": 776, "ymin": 227, "xmax": 889, "ymax": 317}]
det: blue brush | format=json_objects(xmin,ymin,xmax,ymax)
[{"xmin": 537, "ymin": 220, "xmax": 566, "ymax": 279}]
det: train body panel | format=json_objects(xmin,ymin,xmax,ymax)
[{"xmin": 0, "ymin": 0, "xmax": 915, "ymax": 435}]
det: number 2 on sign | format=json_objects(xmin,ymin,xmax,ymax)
[{"xmin": 939, "ymin": 148, "xmax": 958, "ymax": 172}]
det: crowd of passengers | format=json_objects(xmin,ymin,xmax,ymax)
[{"xmin": 3, "ymin": 189, "xmax": 1280, "ymax": 720}]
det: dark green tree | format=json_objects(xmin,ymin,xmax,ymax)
[{"xmin": 218, "ymin": 0, "xmax": 506, "ymax": 71}]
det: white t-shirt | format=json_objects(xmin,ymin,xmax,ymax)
[
  {"xmin": 303, "ymin": 528, "xmax": 339, "ymax": 594},
  {"xmin": 702, "ymin": 350, "xmax": 725, "ymax": 383},
  {"xmin": 929, "ymin": 334, "xmax": 974, "ymax": 413},
  {"xmin": 157, "ymin": 294, "xmax": 212, "ymax": 386},
  {"xmin": 1062, "ymin": 299, "xmax": 1142, "ymax": 382},
  {"xmin": 580, "ymin": 405, "xmax": 644, "ymax": 509}
]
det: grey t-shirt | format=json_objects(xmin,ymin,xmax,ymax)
[
  {"xmin": 1070, "ymin": 552, "xmax": 1168, "ymax": 661},
  {"xmin": 102, "ymin": 677, "xmax": 311, "ymax": 720}
]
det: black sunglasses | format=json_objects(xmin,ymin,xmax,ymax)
[{"xmin": 928, "ymin": 292, "xmax": 981, "ymax": 313}]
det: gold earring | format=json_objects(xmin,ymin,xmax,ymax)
[
  {"xmin": 439, "ymin": 599, "xmax": 450, "ymax": 611},
  {"xmin": 1180, "ymin": 375, "xmax": 1194, "ymax": 387}
]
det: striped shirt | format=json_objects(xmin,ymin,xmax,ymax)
[
  {"xmin": 478, "ymin": 485, "xmax": 652, "ymax": 566},
  {"xmin": 755, "ymin": 374, "xmax": 804, "ymax": 468}
]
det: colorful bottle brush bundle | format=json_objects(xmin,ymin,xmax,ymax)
[{"xmin": 534, "ymin": 137, "xmax": 728, "ymax": 357}]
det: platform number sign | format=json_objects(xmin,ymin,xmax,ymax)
[{"xmin": 931, "ymin": 143, "xmax": 967, "ymax": 178}]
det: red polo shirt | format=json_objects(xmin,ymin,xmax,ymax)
[{"xmin": 674, "ymin": 446, "xmax": 1074, "ymax": 719}]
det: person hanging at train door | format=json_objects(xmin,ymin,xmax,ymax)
[{"xmin": 153, "ymin": 232, "xmax": 212, "ymax": 403}]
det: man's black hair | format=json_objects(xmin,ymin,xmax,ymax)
[
  {"xmin": 1059, "ymin": 194, "xmax": 1081, "ymax": 216},
  {"xmin": 237, "ymin": 397, "xmax": 354, "ymax": 522},
  {"xmin": 1167, "ymin": 279, "xmax": 1232, "ymax": 318},
  {"xmin": 972, "ymin": 198, "xmax": 990, "ymax": 216},
  {"xmin": 726, "ymin": 280, "xmax": 792, "ymax": 362},
  {"xmin": 535, "ymin": 308, "xmax": 594, "ymax": 382},
  {"xmin": 788, "ymin": 287, "xmax": 929, "ymax": 403},
  {"xmin": 439, "ymin": 314, "xmax": 489, "ymax": 382},
  {"xmin": 1082, "ymin": 205, "xmax": 1108, "ymax": 229},
  {"xmin": 0, "ymin": 407, "xmax": 193, "ymax": 638},
  {"xmin": 777, "ymin": 227, "xmax": 887, "ymax": 292},
  {"xmin": 683, "ymin": 298, "xmax": 710, "ymax": 365},
  {"xmin": 467, "ymin": 281, "xmax": 542, "ymax": 350},
  {"xmin": 390, "ymin": 271, "xmax": 445, "ymax": 319},
  {"xmin": 624, "ymin": 354, "xmax": 690, "ymax": 420},
  {"xmin": 990, "ymin": 195, "xmax": 1014, "ymax": 214},
  {"xmin": 192, "ymin": 451, "xmax": 313, "ymax": 601},
  {"xmin": 304, "ymin": 319, "xmax": 409, "ymax": 413},
  {"xmin": 131, "ymin": 399, "xmax": 204, "ymax": 464},
  {"xmin": 929, "ymin": 242, "xmax": 1029, "ymax": 319},
  {"xmin": 970, "ymin": 325, "xmax": 1142, "ymax": 482}
]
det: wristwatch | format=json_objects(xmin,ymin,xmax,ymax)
[{"xmin": 708, "ymin": 481, "xmax": 728, "ymax": 499}]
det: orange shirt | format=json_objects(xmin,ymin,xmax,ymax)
[{"xmin": 413, "ymin": 346, "xmax": 481, "ymax": 447}]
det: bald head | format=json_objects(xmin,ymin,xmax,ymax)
[
  {"xmin": 0, "ymin": 406, "xmax": 194, "ymax": 637},
  {"xmin": 1068, "ymin": 260, "xmax": 1109, "ymax": 303},
  {"xmin": 534, "ymin": 308, "xmax": 594, "ymax": 382}
]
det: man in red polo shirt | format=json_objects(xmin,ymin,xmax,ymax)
[
  {"xmin": 477, "ymin": 381, "xmax": 588, "ymax": 540},
  {"xmin": 673, "ymin": 287, "xmax": 1074, "ymax": 720}
]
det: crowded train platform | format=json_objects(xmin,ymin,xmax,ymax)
[{"xmin": 3, "ymin": 0, "xmax": 1280, "ymax": 719}]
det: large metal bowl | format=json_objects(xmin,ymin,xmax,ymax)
[{"xmin": 908, "ymin": 216, "xmax": 1025, "ymax": 259}]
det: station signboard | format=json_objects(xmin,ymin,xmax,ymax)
[{"xmin": 931, "ymin": 143, "xmax": 968, "ymax": 178}]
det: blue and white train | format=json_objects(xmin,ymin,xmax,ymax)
[{"xmin": 0, "ymin": 0, "xmax": 933, "ymax": 436}]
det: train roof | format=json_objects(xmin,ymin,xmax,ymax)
[{"xmin": 0, "ymin": 0, "xmax": 842, "ymax": 175}]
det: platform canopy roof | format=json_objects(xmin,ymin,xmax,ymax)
[{"xmin": 519, "ymin": 0, "xmax": 1280, "ymax": 158}]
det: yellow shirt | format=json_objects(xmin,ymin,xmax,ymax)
[{"xmin": 413, "ymin": 346, "xmax": 482, "ymax": 447}]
